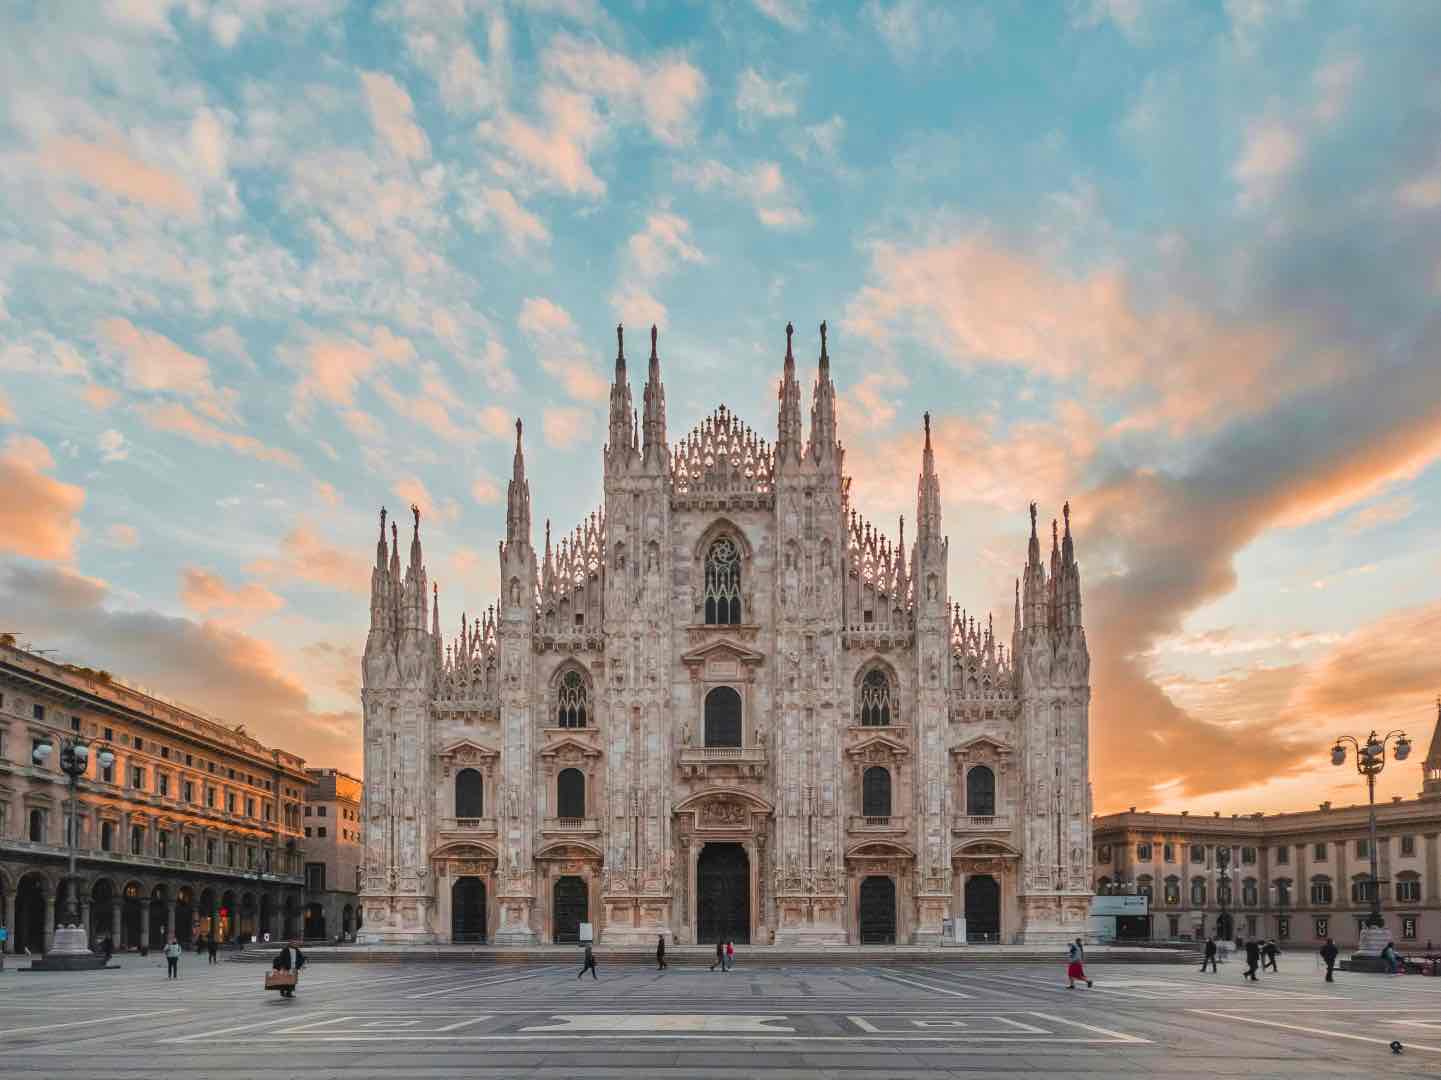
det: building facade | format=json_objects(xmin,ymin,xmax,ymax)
[
  {"xmin": 1094, "ymin": 703, "xmax": 1441, "ymax": 948},
  {"xmin": 303, "ymin": 767, "xmax": 363, "ymax": 941},
  {"xmin": 360, "ymin": 324, "xmax": 1093, "ymax": 946},
  {"xmin": 0, "ymin": 642, "xmax": 309, "ymax": 955}
]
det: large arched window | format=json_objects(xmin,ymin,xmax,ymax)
[
  {"xmin": 556, "ymin": 669, "xmax": 588, "ymax": 728},
  {"xmin": 858, "ymin": 668, "xmax": 895, "ymax": 726},
  {"xmin": 703, "ymin": 537, "xmax": 742, "ymax": 625},
  {"xmin": 557, "ymin": 768, "xmax": 586, "ymax": 819},
  {"xmin": 862, "ymin": 766, "xmax": 892, "ymax": 818},
  {"xmin": 455, "ymin": 768, "xmax": 484, "ymax": 819},
  {"xmin": 1190, "ymin": 877, "xmax": 1207, "ymax": 906},
  {"xmin": 965, "ymin": 766, "xmax": 996, "ymax": 816},
  {"xmin": 29, "ymin": 808, "xmax": 44, "ymax": 843},
  {"xmin": 704, "ymin": 686, "xmax": 742, "ymax": 747}
]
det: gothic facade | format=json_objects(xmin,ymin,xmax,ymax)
[{"xmin": 359, "ymin": 323, "xmax": 1092, "ymax": 946}]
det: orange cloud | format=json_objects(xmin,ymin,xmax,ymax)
[
  {"xmin": 100, "ymin": 318, "xmax": 233, "ymax": 421},
  {"xmin": 0, "ymin": 388, "xmax": 12, "ymax": 423},
  {"xmin": 180, "ymin": 568, "xmax": 286, "ymax": 616},
  {"xmin": 42, "ymin": 135, "xmax": 200, "ymax": 218},
  {"xmin": 293, "ymin": 327, "xmax": 414, "ymax": 411},
  {"xmin": 139, "ymin": 402, "xmax": 299, "ymax": 467},
  {"xmin": 0, "ymin": 435, "xmax": 85, "ymax": 560},
  {"xmin": 248, "ymin": 523, "xmax": 370, "ymax": 594}
]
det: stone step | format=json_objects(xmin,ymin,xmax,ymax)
[{"xmin": 233, "ymin": 942, "xmax": 1199, "ymax": 965}]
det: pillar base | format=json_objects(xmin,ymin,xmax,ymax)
[{"xmin": 47, "ymin": 925, "xmax": 93, "ymax": 956}]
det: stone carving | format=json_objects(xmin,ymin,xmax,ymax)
[{"xmin": 703, "ymin": 800, "xmax": 748, "ymax": 826}]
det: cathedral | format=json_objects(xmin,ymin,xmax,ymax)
[{"xmin": 359, "ymin": 323, "xmax": 1092, "ymax": 947}]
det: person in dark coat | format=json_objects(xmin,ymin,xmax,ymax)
[
  {"xmin": 1201, "ymin": 937, "xmax": 1218, "ymax": 973},
  {"xmin": 101, "ymin": 936, "xmax": 114, "ymax": 963},
  {"xmin": 272, "ymin": 941, "xmax": 305, "ymax": 997},
  {"xmin": 1262, "ymin": 939, "xmax": 1280, "ymax": 972},
  {"xmin": 710, "ymin": 941, "xmax": 725, "ymax": 971},
  {"xmin": 577, "ymin": 942, "xmax": 597, "ymax": 980},
  {"xmin": 1243, "ymin": 939, "xmax": 1261, "ymax": 981},
  {"xmin": 656, "ymin": 935, "xmax": 667, "ymax": 971},
  {"xmin": 207, "ymin": 936, "xmax": 219, "ymax": 964},
  {"xmin": 1320, "ymin": 938, "xmax": 1339, "ymax": 982}
]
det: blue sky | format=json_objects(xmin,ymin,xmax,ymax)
[{"xmin": 2, "ymin": 0, "xmax": 1440, "ymax": 813}]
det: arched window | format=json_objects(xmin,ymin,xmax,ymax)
[
  {"xmin": 704, "ymin": 686, "xmax": 742, "ymax": 747},
  {"xmin": 703, "ymin": 537, "xmax": 742, "ymax": 625},
  {"xmin": 557, "ymin": 669, "xmax": 588, "ymax": 728},
  {"xmin": 1397, "ymin": 872, "xmax": 1422, "ymax": 903},
  {"xmin": 965, "ymin": 766, "xmax": 996, "ymax": 816},
  {"xmin": 1163, "ymin": 875, "xmax": 1180, "ymax": 906},
  {"xmin": 862, "ymin": 766, "xmax": 892, "ymax": 818},
  {"xmin": 557, "ymin": 768, "xmax": 586, "ymax": 819},
  {"xmin": 28, "ymin": 808, "xmax": 44, "ymax": 842},
  {"xmin": 1310, "ymin": 876, "xmax": 1333, "ymax": 905},
  {"xmin": 1136, "ymin": 874, "xmax": 1154, "ymax": 900},
  {"xmin": 1275, "ymin": 877, "xmax": 1293, "ymax": 907},
  {"xmin": 455, "ymin": 768, "xmax": 484, "ymax": 819},
  {"xmin": 1190, "ymin": 877, "xmax": 1207, "ymax": 906},
  {"xmin": 1350, "ymin": 876, "xmax": 1376, "ymax": 904},
  {"xmin": 858, "ymin": 668, "xmax": 895, "ymax": 726}
]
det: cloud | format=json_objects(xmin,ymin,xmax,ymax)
[
  {"xmin": 736, "ymin": 69, "xmax": 803, "ymax": 126},
  {"xmin": 471, "ymin": 473, "xmax": 500, "ymax": 504},
  {"xmin": 799, "ymin": 115, "xmax": 845, "ymax": 162},
  {"xmin": 139, "ymin": 402, "xmax": 299, "ymax": 467},
  {"xmin": 0, "ymin": 435, "xmax": 86, "ymax": 561},
  {"xmin": 605, "ymin": 211, "xmax": 706, "ymax": 327},
  {"xmin": 863, "ymin": 0, "xmax": 995, "ymax": 62},
  {"xmin": 83, "ymin": 385, "xmax": 120, "ymax": 410},
  {"xmin": 299, "ymin": 639, "xmax": 362, "ymax": 700},
  {"xmin": 0, "ymin": 388, "xmax": 12, "ymax": 423},
  {"xmin": 752, "ymin": 0, "xmax": 808, "ymax": 29},
  {"xmin": 1396, "ymin": 154, "xmax": 1441, "ymax": 211},
  {"xmin": 361, "ymin": 71, "xmax": 430, "ymax": 161},
  {"xmin": 291, "ymin": 326, "xmax": 415, "ymax": 412},
  {"xmin": 97, "ymin": 429, "xmax": 128, "ymax": 463},
  {"xmin": 248, "ymin": 523, "xmax": 370, "ymax": 594},
  {"xmin": 180, "ymin": 567, "xmax": 286, "ymax": 616},
  {"xmin": 518, "ymin": 297, "xmax": 609, "ymax": 403},
  {"xmin": 1341, "ymin": 494, "xmax": 1416, "ymax": 535},
  {"xmin": 488, "ymin": 87, "xmax": 606, "ymax": 197},
  {"xmin": 461, "ymin": 185, "xmax": 550, "ymax": 253},
  {"xmin": 542, "ymin": 405, "xmax": 591, "ymax": 449},
  {"xmin": 107, "ymin": 523, "xmax": 139, "ymax": 548},
  {"xmin": 394, "ymin": 475, "xmax": 459, "ymax": 523},
  {"xmin": 678, "ymin": 159, "xmax": 808, "ymax": 229},
  {"xmin": 41, "ymin": 133, "xmax": 200, "ymax": 218},
  {"xmin": 314, "ymin": 480, "xmax": 341, "ymax": 508},
  {"xmin": 1312, "ymin": 54, "xmax": 1362, "ymax": 126},
  {"xmin": 1068, "ymin": 0, "xmax": 1145, "ymax": 42},
  {"xmin": 0, "ymin": 562, "xmax": 360, "ymax": 771},
  {"xmin": 1233, "ymin": 114, "xmax": 1303, "ymax": 209},
  {"xmin": 100, "ymin": 318, "xmax": 235, "ymax": 421},
  {"xmin": 541, "ymin": 34, "xmax": 705, "ymax": 147}
]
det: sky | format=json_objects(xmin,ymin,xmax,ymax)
[{"xmin": 1, "ymin": 0, "xmax": 1439, "ymax": 816}]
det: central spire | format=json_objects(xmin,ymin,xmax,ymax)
[
  {"xmin": 641, "ymin": 324, "xmax": 667, "ymax": 468},
  {"xmin": 607, "ymin": 323, "xmax": 635, "ymax": 468},
  {"xmin": 777, "ymin": 321, "xmax": 803, "ymax": 466},
  {"xmin": 506, "ymin": 418, "xmax": 532, "ymax": 547},
  {"xmin": 807, "ymin": 320, "xmax": 838, "ymax": 466}
]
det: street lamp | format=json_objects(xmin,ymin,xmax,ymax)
[
  {"xmin": 1330, "ymin": 729, "xmax": 1410, "ymax": 929},
  {"xmin": 1215, "ymin": 846, "xmax": 1233, "ymax": 941},
  {"xmin": 30, "ymin": 735, "xmax": 115, "ymax": 969}
]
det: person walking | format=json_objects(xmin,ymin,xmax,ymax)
[
  {"xmin": 1243, "ymin": 938, "xmax": 1261, "ymax": 981},
  {"xmin": 0, "ymin": 922, "xmax": 8, "ymax": 972},
  {"xmin": 1320, "ymin": 938, "xmax": 1339, "ymax": 982},
  {"xmin": 726, "ymin": 941, "xmax": 735, "ymax": 971},
  {"xmin": 163, "ymin": 936, "xmax": 182, "ymax": 979},
  {"xmin": 1262, "ymin": 939, "xmax": 1280, "ymax": 972},
  {"xmin": 710, "ymin": 941, "xmax": 725, "ymax": 972},
  {"xmin": 1201, "ymin": 936, "xmax": 1218, "ymax": 973},
  {"xmin": 656, "ymin": 934, "xmax": 667, "ymax": 971},
  {"xmin": 1066, "ymin": 938, "xmax": 1093, "ymax": 989},
  {"xmin": 207, "ymin": 935, "xmax": 219, "ymax": 965},
  {"xmin": 271, "ymin": 940, "xmax": 305, "ymax": 997},
  {"xmin": 577, "ymin": 942, "xmax": 598, "ymax": 980},
  {"xmin": 102, "ymin": 936, "xmax": 114, "ymax": 964}
]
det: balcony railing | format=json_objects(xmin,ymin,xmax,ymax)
[
  {"xmin": 678, "ymin": 745, "xmax": 766, "ymax": 763},
  {"xmin": 438, "ymin": 817, "xmax": 498, "ymax": 835},
  {"xmin": 541, "ymin": 816, "xmax": 600, "ymax": 835},
  {"xmin": 849, "ymin": 814, "xmax": 909, "ymax": 833},
  {"xmin": 953, "ymin": 815, "xmax": 1011, "ymax": 832}
]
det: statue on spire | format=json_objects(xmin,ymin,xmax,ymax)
[
  {"xmin": 650, "ymin": 323, "xmax": 658, "ymax": 360},
  {"xmin": 1029, "ymin": 501, "xmax": 1038, "ymax": 535},
  {"xmin": 412, "ymin": 503, "xmax": 421, "ymax": 537},
  {"xmin": 617, "ymin": 323, "xmax": 624, "ymax": 359},
  {"xmin": 785, "ymin": 321, "xmax": 794, "ymax": 359},
  {"xmin": 820, "ymin": 319, "xmax": 828, "ymax": 360}
]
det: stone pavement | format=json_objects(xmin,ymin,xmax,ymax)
[{"xmin": 3, "ymin": 951, "xmax": 1439, "ymax": 1077}]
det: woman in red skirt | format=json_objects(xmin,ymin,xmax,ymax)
[{"xmin": 1066, "ymin": 938, "xmax": 1093, "ymax": 989}]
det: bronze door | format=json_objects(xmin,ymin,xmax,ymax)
[
  {"xmin": 859, "ymin": 876, "xmax": 897, "ymax": 944},
  {"xmin": 552, "ymin": 876, "xmax": 588, "ymax": 943},
  {"xmin": 697, "ymin": 843, "xmax": 750, "ymax": 944}
]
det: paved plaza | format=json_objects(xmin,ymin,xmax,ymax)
[{"xmin": 3, "ymin": 954, "xmax": 1440, "ymax": 1077}]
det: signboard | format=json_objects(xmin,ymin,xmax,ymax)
[
  {"xmin": 578, "ymin": 922, "xmax": 594, "ymax": 943},
  {"xmin": 1089, "ymin": 895, "xmax": 1149, "ymax": 916}
]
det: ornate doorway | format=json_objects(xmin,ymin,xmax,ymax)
[
  {"xmin": 964, "ymin": 875, "xmax": 1000, "ymax": 942},
  {"xmin": 697, "ymin": 842, "xmax": 750, "ymax": 944},
  {"xmin": 858, "ymin": 876, "xmax": 897, "ymax": 943},
  {"xmin": 552, "ymin": 876, "xmax": 588, "ymax": 943},
  {"xmin": 452, "ymin": 877, "xmax": 487, "ymax": 943}
]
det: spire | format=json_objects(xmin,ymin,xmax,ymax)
[
  {"xmin": 776, "ymin": 321, "xmax": 803, "ymax": 465},
  {"xmin": 916, "ymin": 412, "xmax": 942, "ymax": 544},
  {"xmin": 409, "ymin": 502, "xmax": 423, "ymax": 570},
  {"xmin": 389, "ymin": 518, "xmax": 400, "ymax": 580},
  {"xmin": 1422, "ymin": 695, "xmax": 1441, "ymax": 798},
  {"xmin": 607, "ymin": 324, "xmax": 635, "ymax": 467},
  {"xmin": 1027, "ymin": 501, "xmax": 1040, "ymax": 567},
  {"xmin": 1062, "ymin": 500, "xmax": 1075, "ymax": 565},
  {"xmin": 807, "ymin": 321, "xmax": 837, "ymax": 465},
  {"xmin": 376, "ymin": 506, "xmax": 388, "ymax": 568},
  {"xmin": 641, "ymin": 325, "xmax": 667, "ymax": 466},
  {"xmin": 506, "ymin": 418, "xmax": 532, "ymax": 547},
  {"xmin": 431, "ymin": 581, "xmax": 440, "ymax": 637}
]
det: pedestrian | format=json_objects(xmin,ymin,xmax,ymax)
[
  {"xmin": 1201, "ymin": 936, "xmax": 1218, "ymax": 973},
  {"xmin": 163, "ymin": 936, "xmax": 182, "ymax": 979},
  {"xmin": 710, "ymin": 941, "xmax": 725, "ymax": 972},
  {"xmin": 0, "ymin": 922, "xmax": 8, "ymax": 971},
  {"xmin": 1381, "ymin": 941, "xmax": 1401, "ymax": 974},
  {"xmin": 577, "ymin": 942, "xmax": 598, "ymax": 980},
  {"xmin": 1320, "ymin": 938, "xmax": 1339, "ymax": 982},
  {"xmin": 726, "ymin": 941, "xmax": 735, "ymax": 971},
  {"xmin": 1066, "ymin": 938, "xmax": 1093, "ymax": 989},
  {"xmin": 656, "ymin": 934, "xmax": 667, "ymax": 971},
  {"xmin": 271, "ymin": 939, "xmax": 305, "ymax": 997},
  {"xmin": 1262, "ymin": 939, "xmax": 1280, "ymax": 972},
  {"xmin": 1243, "ymin": 938, "xmax": 1260, "ymax": 981},
  {"xmin": 207, "ymin": 935, "xmax": 218, "ymax": 965},
  {"xmin": 102, "ymin": 935, "xmax": 114, "ymax": 964}
]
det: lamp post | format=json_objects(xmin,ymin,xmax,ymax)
[
  {"xmin": 1330, "ymin": 729, "xmax": 1411, "ymax": 930},
  {"xmin": 1215, "ymin": 845, "xmax": 1233, "ymax": 941},
  {"xmin": 30, "ymin": 735, "xmax": 115, "ymax": 969}
]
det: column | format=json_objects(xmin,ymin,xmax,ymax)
[
  {"xmin": 110, "ymin": 899, "xmax": 122, "ymax": 947},
  {"xmin": 44, "ymin": 894, "xmax": 56, "ymax": 953},
  {"xmin": 139, "ymin": 898, "xmax": 151, "ymax": 952},
  {"xmin": 1426, "ymin": 834, "xmax": 1439, "ymax": 915},
  {"xmin": 687, "ymin": 841, "xmax": 699, "ymax": 942},
  {"xmin": 166, "ymin": 900, "xmax": 177, "ymax": 943},
  {"xmin": 80, "ymin": 899, "xmax": 91, "ymax": 940},
  {"xmin": 2, "ymin": 889, "xmax": 15, "ymax": 953}
]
